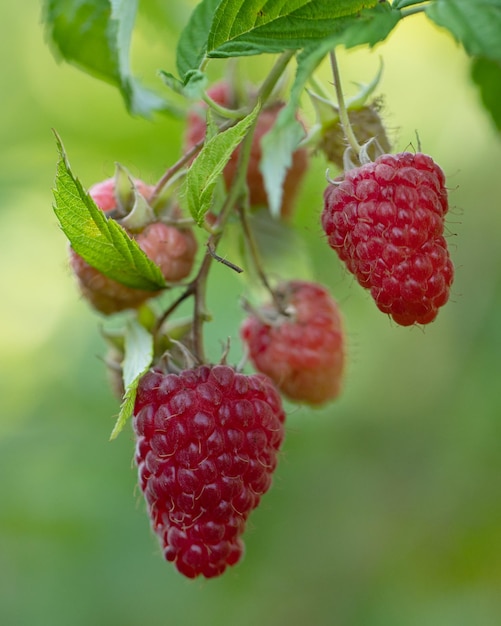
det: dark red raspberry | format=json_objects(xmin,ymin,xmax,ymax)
[
  {"xmin": 322, "ymin": 152, "xmax": 454, "ymax": 326},
  {"xmin": 185, "ymin": 81, "xmax": 309, "ymax": 219},
  {"xmin": 241, "ymin": 281, "xmax": 345, "ymax": 406},
  {"xmin": 133, "ymin": 364, "xmax": 286, "ymax": 579},
  {"xmin": 69, "ymin": 178, "xmax": 197, "ymax": 315}
]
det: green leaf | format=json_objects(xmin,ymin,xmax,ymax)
[
  {"xmin": 471, "ymin": 57, "xmax": 501, "ymax": 132},
  {"xmin": 109, "ymin": 320, "xmax": 153, "ymax": 440},
  {"xmin": 426, "ymin": 0, "xmax": 501, "ymax": 63},
  {"xmin": 206, "ymin": 0, "xmax": 380, "ymax": 57},
  {"xmin": 52, "ymin": 133, "xmax": 167, "ymax": 291},
  {"xmin": 43, "ymin": 0, "xmax": 169, "ymax": 116},
  {"xmin": 180, "ymin": 104, "xmax": 260, "ymax": 224},
  {"xmin": 176, "ymin": 0, "xmax": 222, "ymax": 78}
]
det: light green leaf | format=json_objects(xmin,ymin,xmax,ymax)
[
  {"xmin": 121, "ymin": 320, "xmax": 154, "ymax": 388},
  {"xmin": 206, "ymin": 0, "xmax": 380, "ymax": 57},
  {"xmin": 110, "ymin": 320, "xmax": 154, "ymax": 440},
  {"xmin": 260, "ymin": 116, "xmax": 305, "ymax": 218},
  {"xmin": 426, "ymin": 0, "xmax": 501, "ymax": 63},
  {"xmin": 53, "ymin": 133, "xmax": 167, "ymax": 291},
  {"xmin": 176, "ymin": 0, "xmax": 222, "ymax": 78},
  {"xmin": 43, "ymin": 0, "xmax": 169, "ymax": 116},
  {"xmin": 180, "ymin": 104, "xmax": 260, "ymax": 224},
  {"xmin": 471, "ymin": 57, "xmax": 501, "ymax": 132}
]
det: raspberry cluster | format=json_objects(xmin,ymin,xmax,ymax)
[
  {"xmin": 59, "ymin": 61, "xmax": 459, "ymax": 583},
  {"xmin": 133, "ymin": 364, "xmax": 286, "ymax": 579},
  {"xmin": 241, "ymin": 281, "xmax": 345, "ymax": 406},
  {"xmin": 322, "ymin": 152, "xmax": 454, "ymax": 326}
]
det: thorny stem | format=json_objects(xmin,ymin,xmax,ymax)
[
  {"xmin": 329, "ymin": 49, "xmax": 362, "ymax": 158},
  {"xmin": 149, "ymin": 142, "xmax": 202, "ymax": 206}
]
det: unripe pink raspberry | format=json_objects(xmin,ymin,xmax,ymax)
[
  {"xmin": 69, "ymin": 177, "xmax": 197, "ymax": 315},
  {"xmin": 321, "ymin": 152, "xmax": 454, "ymax": 326},
  {"xmin": 241, "ymin": 281, "xmax": 345, "ymax": 406},
  {"xmin": 185, "ymin": 81, "xmax": 309, "ymax": 219},
  {"xmin": 133, "ymin": 364, "xmax": 286, "ymax": 579}
]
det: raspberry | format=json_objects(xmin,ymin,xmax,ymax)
[
  {"xmin": 133, "ymin": 364, "xmax": 286, "ymax": 579},
  {"xmin": 185, "ymin": 81, "xmax": 309, "ymax": 219},
  {"xmin": 69, "ymin": 177, "xmax": 197, "ymax": 315},
  {"xmin": 321, "ymin": 152, "xmax": 454, "ymax": 326},
  {"xmin": 241, "ymin": 281, "xmax": 345, "ymax": 406}
]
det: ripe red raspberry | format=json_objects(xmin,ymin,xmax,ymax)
[
  {"xmin": 321, "ymin": 152, "xmax": 454, "ymax": 326},
  {"xmin": 240, "ymin": 281, "xmax": 345, "ymax": 406},
  {"xmin": 133, "ymin": 364, "xmax": 286, "ymax": 579},
  {"xmin": 69, "ymin": 177, "xmax": 197, "ymax": 315},
  {"xmin": 185, "ymin": 81, "xmax": 309, "ymax": 219}
]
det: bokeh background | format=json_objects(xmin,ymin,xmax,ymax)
[{"xmin": 1, "ymin": 2, "xmax": 500, "ymax": 625}]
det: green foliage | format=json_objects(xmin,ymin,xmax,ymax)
[
  {"xmin": 110, "ymin": 320, "xmax": 153, "ymax": 440},
  {"xmin": 176, "ymin": 0, "xmax": 221, "ymax": 78},
  {"xmin": 43, "ymin": 0, "xmax": 168, "ymax": 116},
  {"xmin": 205, "ymin": 0, "xmax": 379, "ymax": 57},
  {"xmin": 426, "ymin": 0, "xmax": 501, "ymax": 62},
  {"xmin": 180, "ymin": 104, "xmax": 260, "ymax": 224},
  {"xmin": 42, "ymin": 0, "xmax": 501, "ymax": 130},
  {"xmin": 471, "ymin": 57, "xmax": 501, "ymax": 132},
  {"xmin": 52, "ymin": 134, "xmax": 167, "ymax": 291}
]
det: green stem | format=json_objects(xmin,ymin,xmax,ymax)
[
  {"xmin": 238, "ymin": 205, "xmax": 286, "ymax": 313},
  {"xmin": 202, "ymin": 93, "xmax": 247, "ymax": 120},
  {"xmin": 258, "ymin": 50, "xmax": 295, "ymax": 104},
  {"xmin": 400, "ymin": 5, "xmax": 428, "ymax": 17},
  {"xmin": 329, "ymin": 49, "xmax": 362, "ymax": 157}
]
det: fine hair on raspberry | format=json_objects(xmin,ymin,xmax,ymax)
[
  {"xmin": 322, "ymin": 151, "xmax": 454, "ymax": 326},
  {"xmin": 133, "ymin": 364, "xmax": 286, "ymax": 579}
]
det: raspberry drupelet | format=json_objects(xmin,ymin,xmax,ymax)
[
  {"xmin": 322, "ymin": 152, "xmax": 454, "ymax": 325},
  {"xmin": 133, "ymin": 364, "xmax": 286, "ymax": 579}
]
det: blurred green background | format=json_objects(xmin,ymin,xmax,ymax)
[{"xmin": 1, "ymin": 2, "xmax": 501, "ymax": 625}]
